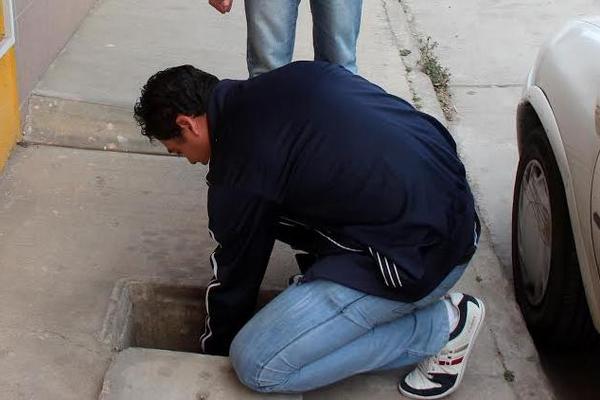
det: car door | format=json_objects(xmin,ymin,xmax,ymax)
[{"xmin": 594, "ymin": 102, "xmax": 600, "ymax": 270}]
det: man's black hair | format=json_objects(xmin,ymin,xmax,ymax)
[{"xmin": 134, "ymin": 65, "xmax": 219, "ymax": 141}]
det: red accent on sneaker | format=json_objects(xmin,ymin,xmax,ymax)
[{"xmin": 437, "ymin": 356, "xmax": 464, "ymax": 366}]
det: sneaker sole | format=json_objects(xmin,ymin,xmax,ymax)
[{"xmin": 398, "ymin": 298, "xmax": 486, "ymax": 400}]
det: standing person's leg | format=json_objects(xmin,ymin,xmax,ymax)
[
  {"xmin": 229, "ymin": 264, "xmax": 467, "ymax": 393},
  {"xmin": 309, "ymin": 0, "xmax": 362, "ymax": 73},
  {"xmin": 244, "ymin": 0, "xmax": 300, "ymax": 77}
]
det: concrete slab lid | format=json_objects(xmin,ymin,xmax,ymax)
[{"xmin": 99, "ymin": 348, "xmax": 300, "ymax": 400}]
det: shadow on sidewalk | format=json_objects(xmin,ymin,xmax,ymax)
[{"xmin": 538, "ymin": 346, "xmax": 600, "ymax": 400}]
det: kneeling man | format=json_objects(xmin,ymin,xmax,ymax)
[{"xmin": 134, "ymin": 61, "xmax": 484, "ymax": 399}]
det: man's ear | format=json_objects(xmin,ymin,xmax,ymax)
[{"xmin": 175, "ymin": 115, "xmax": 198, "ymax": 137}]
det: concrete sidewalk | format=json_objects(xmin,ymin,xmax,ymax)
[
  {"xmin": 0, "ymin": 0, "xmax": 552, "ymax": 399},
  {"xmin": 25, "ymin": 0, "xmax": 412, "ymax": 155}
]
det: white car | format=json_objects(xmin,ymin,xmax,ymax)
[{"xmin": 513, "ymin": 17, "xmax": 600, "ymax": 348}]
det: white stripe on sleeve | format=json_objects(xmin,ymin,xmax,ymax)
[
  {"xmin": 383, "ymin": 256, "xmax": 398, "ymax": 288},
  {"xmin": 391, "ymin": 261, "xmax": 403, "ymax": 287},
  {"xmin": 370, "ymin": 247, "xmax": 391, "ymax": 287},
  {"xmin": 200, "ymin": 279, "xmax": 221, "ymax": 353}
]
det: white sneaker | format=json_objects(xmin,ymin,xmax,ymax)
[
  {"xmin": 398, "ymin": 293, "xmax": 486, "ymax": 399},
  {"xmin": 288, "ymin": 274, "xmax": 304, "ymax": 286}
]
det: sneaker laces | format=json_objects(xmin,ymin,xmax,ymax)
[
  {"xmin": 417, "ymin": 355, "xmax": 436, "ymax": 378},
  {"xmin": 404, "ymin": 355, "xmax": 442, "ymax": 390},
  {"xmin": 415, "ymin": 349, "xmax": 456, "ymax": 377}
]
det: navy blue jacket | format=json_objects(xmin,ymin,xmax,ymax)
[{"xmin": 200, "ymin": 61, "xmax": 478, "ymax": 355}]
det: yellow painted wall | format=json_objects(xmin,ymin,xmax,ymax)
[
  {"xmin": 0, "ymin": 47, "xmax": 20, "ymax": 170},
  {"xmin": 0, "ymin": 2, "xmax": 5, "ymax": 37}
]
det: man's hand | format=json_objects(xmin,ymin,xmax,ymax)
[{"xmin": 209, "ymin": 0, "xmax": 233, "ymax": 14}]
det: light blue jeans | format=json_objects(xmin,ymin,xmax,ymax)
[
  {"xmin": 230, "ymin": 264, "xmax": 467, "ymax": 393},
  {"xmin": 244, "ymin": 0, "xmax": 363, "ymax": 77}
]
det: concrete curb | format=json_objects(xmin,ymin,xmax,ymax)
[
  {"xmin": 23, "ymin": 94, "xmax": 169, "ymax": 155},
  {"xmin": 98, "ymin": 348, "xmax": 300, "ymax": 400},
  {"xmin": 381, "ymin": 0, "xmax": 447, "ymax": 126}
]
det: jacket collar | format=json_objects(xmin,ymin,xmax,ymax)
[{"xmin": 207, "ymin": 79, "xmax": 239, "ymax": 151}]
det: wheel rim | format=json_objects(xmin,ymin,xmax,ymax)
[{"xmin": 517, "ymin": 159, "xmax": 552, "ymax": 306}]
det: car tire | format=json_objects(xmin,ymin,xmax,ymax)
[{"xmin": 512, "ymin": 126, "xmax": 598, "ymax": 350}]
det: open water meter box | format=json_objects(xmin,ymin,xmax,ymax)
[{"xmin": 100, "ymin": 278, "xmax": 280, "ymax": 353}]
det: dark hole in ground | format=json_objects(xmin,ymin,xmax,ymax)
[{"xmin": 100, "ymin": 279, "xmax": 281, "ymax": 353}]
